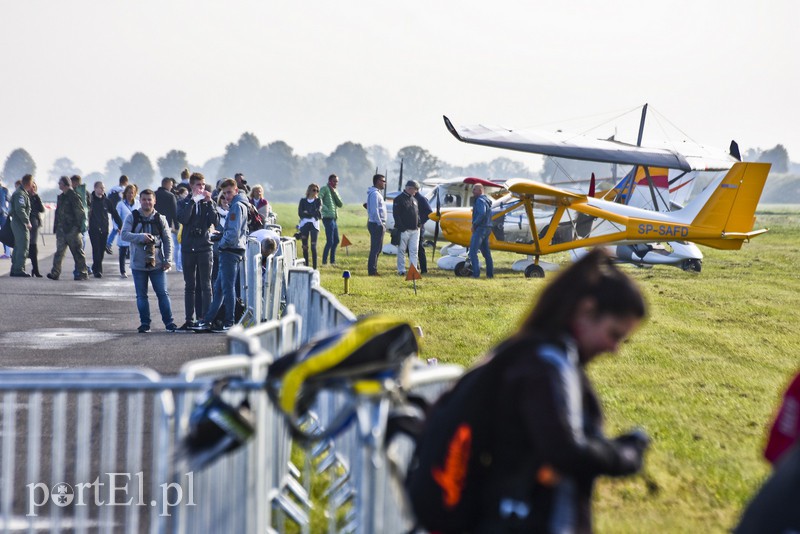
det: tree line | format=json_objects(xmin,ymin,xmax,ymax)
[
  {"xmin": 1, "ymin": 134, "xmax": 795, "ymax": 203},
  {"xmin": 0, "ymin": 133, "xmax": 539, "ymax": 203}
]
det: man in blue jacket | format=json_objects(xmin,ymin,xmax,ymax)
[
  {"xmin": 469, "ymin": 184, "xmax": 494, "ymax": 278},
  {"xmin": 195, "ymin": 178, "xmax": 248, "ymax": 332}
]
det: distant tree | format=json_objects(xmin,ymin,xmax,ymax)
[
  {"xmin": 743, "ymin": 148, "xmax": 762, "ymax": 162},
  {"xmin": 199, "ymin": 156, "xmax": 223, "ymax": 182},
  {"xmin": 757, "ymin": 144, "xmax": 790, "ymax": 174},
  {"xmin": 326, "ymin": 142, "xmax": 373, "ymax": 202},
  {"xmin": 84, "ymin": 172, "xmax": 105, "ymax": 187},
  {"xmin": 48, "ymin": 157, "xmax": 82, "ymax": 188},
  {"xmin": 120, "ymin": 152, "xmax": 155, "ymax": 188},
  {"xmin": 366, "ymin": 145, "xmax": 393, "ymax": 172},
  {"xmin": 3, "ymin": 148, "xmax": 36, "ymax": 183},
  {"xmin": 396, "ymin": 146, "xmax": 440, "ymax": 184},
  {"xmin": 485, "ymin": 157, "xmax": 537, "ymax": 180},
  {"xmin": 541, "ymin": 157, "xmax": 612, "ymax": 184},
  {"xmin": 284, "ymin": 152, "xmax": 328, "ymax": 201},
  {"xmin": 218, "ymin": 132, "xmax": 261, "ymax": 181},
  {"xmin": 157, "ymin": 149, "xmax": 189, "ymax": 180},
  {"xmin": 259, "ymin": 141, "xmax": 298, "ymax": 191},
  {"xmin": 104, "ymin": 157, "xmax": 126, "ymax": 183}
]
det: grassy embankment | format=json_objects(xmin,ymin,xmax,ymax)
[{"xmin": 272, "ymin": 202, "xmax": 800, "ymax": 533}]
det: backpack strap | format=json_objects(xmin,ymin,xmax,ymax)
[{"xmin": 131, "ymin": 209, "xmax": 164, "ymax": 236}]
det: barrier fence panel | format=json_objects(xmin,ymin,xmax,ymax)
[{"xmin": 0, "ymin": 369, "xmax": 180, "ymax": 534}]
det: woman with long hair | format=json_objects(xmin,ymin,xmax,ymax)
[
  {"xmin": 297, "ymin": 183, "xmax": 321, "ymax": 269},
  {"xmin": 249, "ymin": 184, "xmax": 269, "ymax": 220},
  {"xmin": 27, "ymin": 180, "xmax": 45, "ymax": 277},
  {"xmin": 473, "ymin": 248, "xmax": 649, "ymax": 533}
]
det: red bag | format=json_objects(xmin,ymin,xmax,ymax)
[{"xmin": 764, "ymin": 372, "xmax": 800, "ymax": 465}]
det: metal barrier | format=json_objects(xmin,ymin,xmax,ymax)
[{"xmin": 1, "ymin": 231, "xmax": 463, "ymax": 534}]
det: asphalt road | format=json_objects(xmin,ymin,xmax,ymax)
[{"xmin": 0, "ymin": 234, "xmax": 228, "ymax": 371}]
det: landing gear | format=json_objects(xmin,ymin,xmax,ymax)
[
  {"xmin": 454, "ymin": 260, "xmax": 472, "ymax": 277},
  {"xmin": 524, "ymin": 264, "xmax": 545, "ymax": 278},
  {"xmin": 682, "ymin": 258, "xmax": 702, "ymax": 272}
]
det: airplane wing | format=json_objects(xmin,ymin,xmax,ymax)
[
  {"xmin": 463, "ymin": 177, "xmax": 505, "ymax": 188},
  {"xmin": 444, "ymin": 116, "xmax": 737, "ymax": 172},
  {"xmin": 506, "ymin": 179, "xmax": 586, "ymax": 200}
]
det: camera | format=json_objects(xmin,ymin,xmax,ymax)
[
  {"xmin": 144, "ymin": 236, "xmax": 162, "ymax": 268},
  {"xmin": 190, "ymin": 227, "xmax": 205, "ymax": 238}
]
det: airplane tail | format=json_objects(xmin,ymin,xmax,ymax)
[{"xmin": 679, "ymin": 162, "xmax": 770, "ymax": 250}]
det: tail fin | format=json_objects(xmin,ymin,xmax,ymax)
[{"xmin": 683, "ymin": 162, "xmax": 770, "ymax": 250}]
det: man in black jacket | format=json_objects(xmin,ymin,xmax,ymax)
[
  {"xmin": 392, "ymin": 180, "xmax": 420, "ymax": 275},
  {"xmin": 88, "ymin": 181, "xmax": 123, "ymax": 278},
  {"xmin": 155, "ymin": 177, "xmax": 177, "ymax": 228},
  {"xmin": 175, "ymin": 173, "xmax": 218, "ymax": 331},
  {"xmin": 156, "ymin": 177, "xmax": 179, "ymax": 271}
]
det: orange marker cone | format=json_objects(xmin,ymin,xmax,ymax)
[
  {"xmin": 405, "ymin": 264, "xmax": 422, "ymax": 281},
  {"xmin": 406, "ymin": 264, "xmax": 421, "ymax": 295},
  {"xmin": 341, "ymin": 234, "xmax": 352, "ymax": 256}
]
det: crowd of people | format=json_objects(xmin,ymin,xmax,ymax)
[{"xmin": 1, "ymin": 170, "xmax": 282, "ymax": 335}]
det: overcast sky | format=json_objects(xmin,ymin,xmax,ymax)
[{"xmin": 1, "ymin": 0, "xmax": 798, "ymax": 179}]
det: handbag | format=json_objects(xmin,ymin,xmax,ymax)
[
  {"xmin": 0, "ymin": 214, "xmax": 14, "ymax": 248},
  {"xmin": 390, "ymin": 227, "xmax": 401, "ymax": 246}
]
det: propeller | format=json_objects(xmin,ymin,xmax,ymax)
[
  {"xmin": 398, "ymin": 159, "xmax": 404, "ymax": 191},
  {"xmin": 431, "ymin": 187, "xmax": 441, "ymax": 262}
]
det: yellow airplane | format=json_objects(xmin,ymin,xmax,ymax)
[{"xmin": 430, "ymin": 161, "xmax": 770, "ymax": 277}]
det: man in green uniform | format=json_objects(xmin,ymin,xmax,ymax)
[
  {"xmin": 47, "ymin": 176, "xmax": 89, "ymax": 280},
  {"xmin": 9, "ymin": 174, "xmax": 34, "ymax": 277}
]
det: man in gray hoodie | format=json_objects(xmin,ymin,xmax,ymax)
[
  {"xmin": 195, "ymin": 178, "xmax": 249, "ymax": 332},
  {"xmin": 121, "ymin": 189, "xmax": 177, "ymax": 333}
]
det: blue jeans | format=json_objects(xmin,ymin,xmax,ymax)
[
  {"xmin": 469, "ymin": 227, "xmax": 494, "ymax": 278},
  {"xmin": 107, "ymin": 227, "xmax": 118, "ymax": 248},
  {"xmin": 204, "ymin": 251, "xmax": 243, "ymax": 326},
  {"xmin": 322, "ymin": 217, "xmax": 339, "ymax": 264},
  {"xmin": 132, "ymin": 268, "xmax": 174, "ymax": 328},
  {"xmin": 367, "ymin": 222, "xmax": 384, "ymax": 275}
]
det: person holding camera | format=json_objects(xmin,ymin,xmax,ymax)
[
  {"xmin": 121, "ymin": 189, "xmax": 176, "ymax": 334},
  {"xmin": 175, "ymin": 173, "xmax": 219, "ymax": 332}
]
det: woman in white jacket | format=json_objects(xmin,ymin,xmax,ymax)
[{"xmin": 116, "ymin": 184, "xmax": 139, "ymax": 278}]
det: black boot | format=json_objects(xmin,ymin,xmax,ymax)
[{"xmin": 30, "ymin": 251, "xmax": 42, "ymax": 277}]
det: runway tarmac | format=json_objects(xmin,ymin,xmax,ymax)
[{"xmin": 0, "ymin": 233, "xmax": 228, "ymax": 372}]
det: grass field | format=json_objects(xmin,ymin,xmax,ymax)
[{"xmin": 273, "ymin": 201, "xmax": 800, "ymax": 533}]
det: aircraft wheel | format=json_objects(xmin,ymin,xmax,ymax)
[
  {"xmin": 524, "ymin": 264, "xmax": 545, "ymax": 278},
  {"xmin": 682, "ymin": 259, "xmax": 702, "ymax": 272},
  {"xmin": 454, "ymin": 261, "xmax": 472, "ymax": 277}
]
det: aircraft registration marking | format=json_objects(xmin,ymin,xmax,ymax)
[{"xmin": 637, "ymin": 223, "xmax": 689, "ymax": 238}]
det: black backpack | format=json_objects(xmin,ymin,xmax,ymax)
[
  {"xmin": 247, "ymin": 203, "xmax": 264, "ymax": 233},
  {"xmin": 109, "ymin": 189, "xmax": 122, "ymax": 208},
  {"xmin": 405, "ymin": 335, "xmax": 537, "ymax": 533}
]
